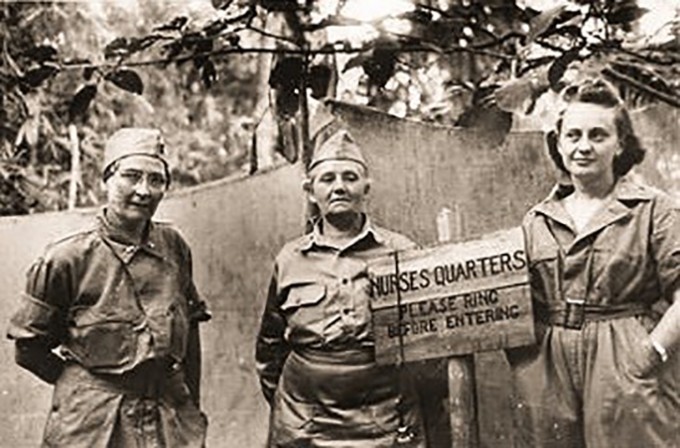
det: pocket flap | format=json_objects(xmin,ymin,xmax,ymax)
[
  {"xmin": 530, "ymin": 245, "xmax": 558, "ymax": 264},
  {"xmin": 281, "ymin": 284, "xmax": 325, "ymax": 310}
]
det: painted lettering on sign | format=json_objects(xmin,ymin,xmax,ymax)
[
  {"xmin": 369, "ymin": 251, "xmax": 527, "ymax": 298},
  {"xmin": 368, "ymin": 227, "xmax": 535, "ymax": 365}
]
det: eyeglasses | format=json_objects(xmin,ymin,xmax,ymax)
[{"xmin": 116, "ymin": 169, "xmax": 168, "ymax": 191}]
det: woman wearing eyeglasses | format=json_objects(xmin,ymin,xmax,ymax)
[
  {"xmin": 506, "ymin": 79, "xmax": 679, "ymax": 447},
  {"xmin": 8, "ymin": 128, "xmax": 211, "ymax": 447}
]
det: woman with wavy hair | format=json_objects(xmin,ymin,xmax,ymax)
[{"xmin": 507, "ymin": 78, "xmax": 679, "ymax": 447}]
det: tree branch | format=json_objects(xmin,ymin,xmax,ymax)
[
  {"xmin": 603, "ymin": 66, "xmax": 680, "ymax": 108},
  {"xmin": 604, "ymin": 43, "xmax": 679, "ymax": 66},
  {"xmin": 54, "ymin": 41, "xmax": 513, "ymax": 72},
  {"xmin": 245, "ymin": 25, "xmax": 299, "ymax": 45}
]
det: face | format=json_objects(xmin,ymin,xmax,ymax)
[
  {"xmin": 104, "ymin": 155, "xmax": 167, "ymax": 226},
  {"xmin": 558, "ymin": 102, "xmax": 622, "ymax": 181},
  {"xmin": 306, "ymin": 160, "xmax": 370, "ymax": 219}
]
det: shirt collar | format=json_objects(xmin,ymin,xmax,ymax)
[
  {"xmin": 96, "ymin": 208, "xmax": 165, "ymax": 262},
  {"xmin": 532, "ymin": 175, "xmax": 653, "ymax": 235},
  {"xmin": 298, "ymin": 214, "xmax": 386, "ymax": 253}
]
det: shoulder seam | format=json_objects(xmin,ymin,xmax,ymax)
[{"xmin": 48, "ymin": 226, "xmax": 98, "ymax": 247}]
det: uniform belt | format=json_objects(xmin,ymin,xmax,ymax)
[
  {"xmin": 66, "ymin": 358, "xmax": 182, "ymax": 398},
  {"xmin": 284, "ymin": 347, "xmax": 399, "ymax": 407},
  {"xmin": 292, "ymin": 345, "xmax": 375, "ymax": 365},
  {"xmin": 535, "ymin": 300, "xmax": 649, "ymax": 330}
]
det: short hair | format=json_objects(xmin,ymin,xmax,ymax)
[{"xmin": 547, "ymin": 78, "xmax": 645, "ymax": 177}]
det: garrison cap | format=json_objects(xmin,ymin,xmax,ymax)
[
  {"xmin": 308, "ymin": 128, "xmax": 367, "ymax": 172},
  {"xmin": 103, "ymin": 128, "xmax": 169, "ymax": 176}
]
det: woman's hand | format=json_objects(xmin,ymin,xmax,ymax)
[{"xmin": 626, "ymin": 338, "xmax": 663, "ymax": 379}]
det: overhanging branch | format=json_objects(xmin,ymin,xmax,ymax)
[
  {"xmin": 603, "ymin": 66, "xmax": 680, "ymax": 108},
  {"xmin": 56, "ymin": 42, "xmax": 514, "ymax": 72}
]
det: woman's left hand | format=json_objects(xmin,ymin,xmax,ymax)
[{"xmin": 626, "ymin": 338, "xmax": 662, "ymax": 380}]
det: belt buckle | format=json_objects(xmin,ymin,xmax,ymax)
[{"xmin": 564, "ymin": 298, "xmax": 586, "ymax": 330}]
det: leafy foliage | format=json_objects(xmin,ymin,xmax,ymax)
[
  {"xmin": 1, "ymin": 0, "xmax": 679, "ymax": 216},
  {"xmin": 0, "ymin": 1, "xmax": 260, "ymax": 216}
]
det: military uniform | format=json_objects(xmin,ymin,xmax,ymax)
[
  {"xmin": 256, "ymin": 218, "xmax": 427, "ymax": 448},
  {"xmin": 507, "ymin": 176, "xmax": 680, "ymax": 447},
  {"xmin": 8, "ymin": 210, "xmax": 208, "ymax": 447}
]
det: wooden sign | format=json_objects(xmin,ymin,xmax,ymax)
[{"xmin": 368, "ymin": 227, "xmax": 534, "ymax": 365}]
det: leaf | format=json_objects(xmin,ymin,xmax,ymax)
[
  {"xmin": 275, "ymin": 88, "xmax": 300, "ymax": 119},
  {"xmin": 399, "ymin": 9, "xmax": 433, "ymax": 24},
  {"xmin": 83, "ymin": 66, "xmax": 96, "ymax": 81},
  {"xmin": 548, "ymin": 49, "xmax": 580, "ymax": 92},
  {"xmin": 105, "ymin": 69, "xmax": 144, "ymax": 95},
  {"xmin": 127, "ymin": 36, "xmax": 160, "ymax": 53},
  {"xmin": 24, "ymin": 44, "xmax": 58, "ymax": 63},
  {"xmin": 163, "ymin": 41, "xmax": 184, "ymax": 62},
  {"xmin": 227, "ymin": 34, "xmax": 241, "ymax": 46},
  {"xmin": 605, "ymin": 6, "xmax": 649, "ymax": 25},
  {"xmin": 22, "ymin": 63, "xmax": 59, "ymax": 88},
  {"xmin": 269, "ymin": 57, "xmax": 303, "ymax": 89},
  {"xmin": 528, "ymin": 4, "xmax": 567, "ymax": 41},
  {"xmin": 343, "ymin": 53, "xmax": 369, "ymax": 73},
  {"xmin": 68, "ymin": 84, "xmax": 97, "ymax": 122},
  {"xmin": 309, "ymin": 65, "xmax": 331, "ymax": 99},
  {"xmin": 203, "ymin": 19, "xmax": 228, "ymax": 36},
  {"xmin": 362, "ymin": 49, "xmax": 397, "ymax": 89},
  {"xmin": 259, "ymin": 0, "xmax": 298, "ymax": 12},
  {"xmin": 104, "ymin": 37, "xmax": 130, "ymax": 59},
  {"xmin": 154, "ymin": 16, "xmax": 188, "ymax": 31},
  {"xmin": 490, "ymin": 77, "xmax": 534, "ymax": 113},
  {"xmin": 212, "ymin": 0, "xmax": 234, "ymax": 9},
  {"xmin": 201, "ymin": 60, "xmax": 217, "ymax": 89}
]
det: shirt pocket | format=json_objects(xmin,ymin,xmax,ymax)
[
  {"xmin": 145, "ymin": 301, "xmax": 189, "ymax": 361},
  {"xmin": 280, "ymin": 283, "xmax": 327, "ymax": 342},
  {"xmin": 68, "ymin": 320, "xmax": 138, "ymax": 369},
  {"xmin": 591, "ymin": 247, "xmax": 645, "ymax": 302},
  {"xmin": 281, "ymin": 283, "xmax": 326, "ymax": 311}
]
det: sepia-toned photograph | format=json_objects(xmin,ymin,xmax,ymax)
[{"xmin": 1, "ymin": 0, "xmax": 678, "ymax": 446}]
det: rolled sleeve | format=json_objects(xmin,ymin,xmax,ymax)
[
  {"xmin": 8, "ymin": 256, "xmax": 69, "ymax": 345},
  {"xmin": 8, "ymin": 255, "xmax": 71, "ymax": 384},
  {"xmin": 8, "ymin": 293, "xmax": 61, "ymax": 341},
  {"xmin": 651, "ymin": 196, "xmax": 680, "ymax": 302}
]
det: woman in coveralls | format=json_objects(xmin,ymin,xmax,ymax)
[
  {"xmin": 8, "ymin": 128, "xmax": 210, "ymax": 447},
  {"xmin": 507, "ymin": 78, "xmax": 679, "ymax": 447},
  {"xmin": 255, "ymin": 127, "xmax": 426, "ymax": 447}
]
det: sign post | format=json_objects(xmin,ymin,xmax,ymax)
[
  {"xmin": 368, "ymin": 211, "xmax": 534, "ymax": 447},
  {"xmin": 441, "ymin": 206, "xmax": 478, "ymax": 448}
]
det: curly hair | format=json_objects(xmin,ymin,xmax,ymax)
[{"xmin": 546, "ymin": 78, "xmax": 645, "ymax": 177}]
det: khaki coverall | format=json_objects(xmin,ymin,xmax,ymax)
[
  {"xmin": 256, "ymin": 218, "xmax": 427, "ymax": 448},
  {"xmin": 507, "ymin": 177, "xmax": 680, "ymax": 447},
  {"xmin": 8, "ymin": 210, "xmax": 208, "ymax": 447}
]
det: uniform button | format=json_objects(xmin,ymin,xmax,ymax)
[
  {"xmin": 343, "ymin": 308, "xmax": 351, "ymax": 314},
  {"xmin": 342, "ymin": 278, "xmax": 349, "ymax": 285}
]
